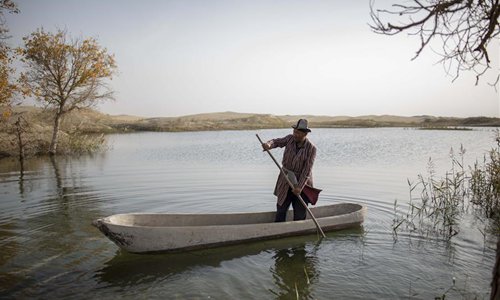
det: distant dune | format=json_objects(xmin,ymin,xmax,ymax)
[
  {"xmin": 3, "ymin": 106, "xmax": 500, "ymax": 134},
  {"xmin": 108, "ymin": 114, "xmax": 145, "ymax": 122}
]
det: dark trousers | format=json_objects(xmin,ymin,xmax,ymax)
[{"xmin": 275, "ymin": 188, "xmax": 308, "ymax": 222}]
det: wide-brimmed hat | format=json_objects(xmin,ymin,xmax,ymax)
[{"xmin": 292, "ymin": 119, "xmax": 311, "ymax": 133}]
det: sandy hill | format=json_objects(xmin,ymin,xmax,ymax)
[{"xmin": 3, "ymin": 106, "xmax": 499, "ymax": 133}]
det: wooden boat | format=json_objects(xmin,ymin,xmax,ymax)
[{"xmin": 93, "ymin": 203, "xmax": 366, "ymax": 253}]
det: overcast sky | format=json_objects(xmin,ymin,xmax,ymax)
[{"xmin": 5, "ymin": 0, "xmax": 499, "ymax": 117}]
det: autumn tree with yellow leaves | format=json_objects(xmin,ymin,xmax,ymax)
[
  {"xmin": 18, "ymin": 28, "xmax": 117, "ymax": 155},
  {"xmin": 0, "ymin": 0, "xmax": 19, "ymax": 110}
]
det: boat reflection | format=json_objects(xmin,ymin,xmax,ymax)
[
  {"xmin": 96, "ymin": 227, "xmax": 364, "ymax": 293},
  {"xmin": 95, "ymin": 235, "xmax": 324, "ymax": 287}
]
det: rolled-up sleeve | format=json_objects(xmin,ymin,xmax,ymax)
[{"xmin": 267, "ymin": 135, "xmax": 292, "ymax": 149}]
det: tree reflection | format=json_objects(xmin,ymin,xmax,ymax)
[
  {"xmin": 50, "ymin": 156, "xmax": 64, "ymax": 198},
  {"xmin": 0, "ymin": 157, "xmax": 45, "ymax": 198},
  {"xmin": 270, "ymin": 244, "xmax": 319, "ymax": 300},
  {"xmin": 18, "ymin": 162, "xmax": 25, "ymax": 197},
  {"xmin": 0, "ymin": 155, "xmax": 108, "ymax": 298}
]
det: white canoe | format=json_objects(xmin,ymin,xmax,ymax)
[{"xmin": 93, "ymin": 203, "xmax": 366, "ymax": 253}]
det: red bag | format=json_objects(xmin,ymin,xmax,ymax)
[{"xmin": 302, "ymin": 185, "xmax": 322, "ymax": 205}]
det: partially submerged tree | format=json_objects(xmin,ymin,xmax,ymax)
[
  {"xmin": 370, "ymin": 0, "xmax": 500, "ymax": 85},
  {"xmin": 0, "ymin": 0, "xmax": 19, "ymax": 109},
  {"xmin": 18, "ymin": 28, "xmax": 117, "ymax": 155}
]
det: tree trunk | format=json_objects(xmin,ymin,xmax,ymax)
[
  {"xmin": 15, "ymin": 117, "xmax": 25, "ymax": 163},
  {"xmin": 49, "ymin": 113, "xmax": 62, "ymax": 155}
]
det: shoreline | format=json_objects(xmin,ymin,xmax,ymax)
[{"xmin": 1, "ymin": 106, "xmax": 499, "ymax": 158}]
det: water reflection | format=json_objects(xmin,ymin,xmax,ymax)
[
  {"xmin": 0, "ymin": 129, "xmax": 497, "ymax": 298},
  {"xmin": 18, "ymin": 167, "xmax": 25, "ymax": 197},
  {"xmin": 0, "ymin": 221, "xmax": 22, "ymax": 293},
  {"xmin": 0, "ymin": 157, "xmax": 44, "ymax": 199},
  {"xmin": 50, "ymin": 156, "xmax": 63, "ymax": 197},
  {"xmin": 270, "ymin": 244, "xmax": 319, "ymax": 300},
  {"xmin": 96, "ymin": 236, "xmax": 311, "ymax": 285},
  {"xmin": 96, "ymin": 248, "xmax": 261, "ymax": 286},
  {"xmin": 0, "ymin": 156, "xmax": 109, "ymax": 298}
]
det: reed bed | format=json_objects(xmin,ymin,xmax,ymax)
[{"xmin": 393, "ymin": 130, "xmax": 500, "ymax": 240}]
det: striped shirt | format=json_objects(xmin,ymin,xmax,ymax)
[{"xmin": 266, "ymin": 134, "xmax": 317, "ymax": 206}]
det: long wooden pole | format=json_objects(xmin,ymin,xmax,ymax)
[{"xmin": 256, "ymin": 134, "xmax": 326, "ymax": 238}]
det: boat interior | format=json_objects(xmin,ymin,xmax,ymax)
[{"xmin": 106, "ymin": 203, "xmax": 364, "ymax": 227}]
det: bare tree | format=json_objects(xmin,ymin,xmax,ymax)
[
  {"xmin": 371, "ymin": 3, "xmax": 500, "ymax": 298},
  {"xmin": 370, "ymin": 0, "xmax": 500, "ymax": 85},
  {"xmin": 18, "ymin": 28, "xmax": 117, "ymax": 155}
]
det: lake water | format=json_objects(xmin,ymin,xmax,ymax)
[{"xmin": 0, "ymin": 128, "xmax": 497, "ymax": 299}]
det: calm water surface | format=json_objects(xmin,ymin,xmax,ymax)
[{"xmin": 0, "ymin": 128, "xmax": 497, "ymax": 299}]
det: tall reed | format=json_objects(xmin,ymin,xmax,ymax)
[{"xmin": 393, "ymin": 130, "xmax": 500, "ymax": 239}]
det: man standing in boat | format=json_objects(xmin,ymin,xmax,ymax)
[{"xmin": 261, "ymin": 119, "xmax": 317, "ymax": 222}]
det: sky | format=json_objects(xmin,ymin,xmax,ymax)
[{"xmin": 5, "ymin": 0, "xmax": 500, "ymax": 118}]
